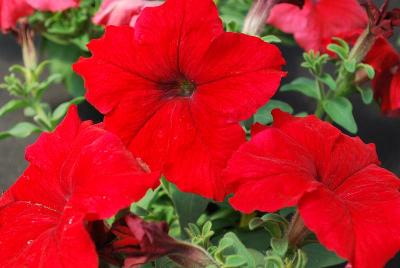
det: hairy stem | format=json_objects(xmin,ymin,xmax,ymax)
[
  {"xmin": 243, "ymin": 0, "xmax": 277, "ymax": 35},
  {"xmin": 287, "ymin": 212, "xmax": 310, "ymax": 248}
]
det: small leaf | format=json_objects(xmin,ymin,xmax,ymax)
[
  {"xmin": 317, "ymin": 74, "xmax": 336, "ymax": 90},
  {"xmin": 224, "ymin": 255, "xmax": 247, "ymax": 267},
  {"xmin": 0, "ymin": 99, "xmax": 27, "ymax": 117},
  {"xmin": 323, "ymin": 97, "xmax": 358, "ymax": 133},
  {"xmin": 52, "ymin": 97, "xmax": 85, "ymax": 122},
  {"xmin": 343, "ymin": 59, "xmax": 356, "ymax": 73},
  {"xmin": 331, "ymin": 37, "xmax": 350, "ymax": 54},
  {"xmin": 271, "ymin": 238, "xmax": 288, "ymax": 257},
  {"xmin": 169, "ymin": 184, "xmax": 209, "ymax": 235},
  {"xmin": 248, "ymin": 218, "xmax": 264, "ymax": 230},
  {"xmin": 262, "ymin": 35, "xmax": 282, "ymax": 43},
  {"xmin": 281, "ymin": 78, "xmax": 321, "ymax": 100},
  {"xmin": 357, "ymin": 87, "xmax": 374, "ymax": 105},
  {"xmin": 327, "ymin": 44, "xmax": 348, "ymax": 60},
  {"xmin": 294, "ymin": 249, "xmax": 308, "ymax": 268},
  {"xmin": 265, "ymin": 255, "xmax": 285, "ymax": 268},
  {"xmin": 254, "ymin": 100, "xmax": 293, "ymax": 125},
  {"xmin": 218, "ymin": 232, "xmax": 256, "ymax": 267},
  {"xmin": 0, "ymin": 122, "xmax": 40, "ymax": 140},
  {"xmin": 358, "ymin": 63, "xmax": 375, "ymax": 79}
]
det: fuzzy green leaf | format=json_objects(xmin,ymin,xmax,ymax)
[
  {"xmin": 323, "ymin": 97, "xmax": 357, "ymax": 133},
  {"xmin": 254, "ymin": 100, "xmax": 293, "ymax": 125},
  {"xmin": 281, "ymin": 78, "xmax": 321, "ymax": 100},
  {"xmin": 0, "ymin": 99, "xmax": 27, "ymax": 117}
]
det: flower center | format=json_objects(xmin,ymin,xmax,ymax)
[
  {"xmin": 179, "ymin": 79, "xmax": 196, "ymax": 97},
  {"xmin": 159, "ymin": 78, "xmax": 196, "ymax": 98}
]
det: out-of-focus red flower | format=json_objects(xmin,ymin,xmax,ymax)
[
  {"xmin": 74, "ymin": 0, "xmax": 285, "ymax": 200},
  {"xmin": 268, "ymin": 0, "xmax": 368, "ymax": 52},
  {"xmin": 0, "ymin": 0, "xmax": 32, "ymax": 32},
  {"xmin": 93, "ymin": 0, "xmax": 162, "ymax": 27},
  {"xmin": 224, "ymin": 110, "xmax": 400, "ymax": 268},
  {"xmin": 0, "ymin": 106, "xmax": 159, "ymax": 268},
  {"xmin": 0, "ymin": 0, "xmax": 79, "ymax": 32},
  {"xmin": 365, "ymin": 37, "xmax": 400, "ymax": 115}
]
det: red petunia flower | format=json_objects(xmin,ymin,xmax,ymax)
[
  {"xmin": 0, "ymin": 106, "xmax": 159, "ymax": 268},
  {"xmin": 93, "ymin": 0, "xmax": 162, "ymax": 27},
  {"xmin": 74, "ymin": 0, "xmax": 285, "ymax": 200},
  {"xmin": 223, "ymin": 110, "xmax": 400, "ymax": 268},
  {"xmin": 0, "ymin": 0, "xmax": 79, "ymax": 32},
  {"xmin": 267, "ymin": 0, "xmax": 368, "ymax": 52},
  {"xmin": 364, "ymin": 37, "xmax": 400, "ymax": 115}
]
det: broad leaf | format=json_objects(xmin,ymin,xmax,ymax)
[
  {"xmin": 303, "ymin": 243, "xmax": 345, "ymax": 268},
  {"xmin": 281, "ymin": 78, "xmax": 321, "ymax": 100},
  {"xmin": 254, "ymin": 100, "xmax": 293, "ymax": 125},
  {"xmin": 0, "ymin": 122, "xmax": 39, "ymax": 140},
  {"xmin": 323, "ymin": 97, "xmax": 357, "ymax": 133},
  {"xmin": 0, "ymin": 99, "xmax": 27, "ymax": 117},
  {"xmin": 169, "ymin": 184, "xmax": 209, "ymax": 236}
]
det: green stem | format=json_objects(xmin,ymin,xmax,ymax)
[
  {"xmin": 31, "ymin": 101, "xmax": 53, "ymax": 131},
  {"xmin": 336, "ymin": 28, "xmax": 376, "ymax": 97}
]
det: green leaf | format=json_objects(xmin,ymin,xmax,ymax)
[
  {"xmin": 218, "ymin": 232, "xmax": 255, "ymax": 268},
  {"xmin": 0, "ymin": 99, "xmax": 27, "ymax": 117},
  {"xmin": 271, "ymin": 238, "xmax": 288, "ymax": 257},
  {"xmin": 322, "ymin": 97, "xmax": 358, "ymax": 133},
  {"xmin": 0, "ymin": 122, "xmax": 40, "ymax": 140},
  {"xmin": 343, "ymin": 59, "xmax": 357, "ymax": 73},
  {"xmin": 169, "ymin": 184, "xmax": 209, "ymax": 235},
  {"xmin": 254, "ymin": 100, "xmax": 293, "ymax": 125},
  {"xmin": 303, "ymin": 243, "xmax": 345, "ymax": 268},
  {"xmin": 224, "ymin": 255, "xmax": 247, "ymax": 267},
  {"xmin": 357, "ymin": 87, "xmax": 374, "ymax": 105},
  {"xmin": 261, "ymin": 35, "xmax": 282, "ymax": 43},
  {"xmin": 52, "ymin": 96, "xmax": 85, "ymax": 122},
  {"xmin": 317, "ymin": 73, "xmax": 336, "ymax": 90},
  {"xmin": 327, "ymin": 44, "xmax": 348, "ymax": 60},
  {"xmin": 358, "ymin": 63, "xmax": 375, "ymax": 79},
  {"xmin": 331, "ymin": 37, "xmax": 350, "ymax": 54},
  {"xmin": 294, "ymin": 249, "xmax": 308, "ymax": 268},
  {"xmin": 281, "ymin": 78, "xmax": 321, "ymax": 100}
]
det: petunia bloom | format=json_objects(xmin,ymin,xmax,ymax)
[
  {"xmin": 364, "ymin": 37, "xmax": 400, "ymax": 115},
  {"xmin": 93, "ymin": 0, "xmax": 162, "ymax": 27},
  {"xmin": 0, "ymin": 106, "xmax": 159, "ymax": 267},
  {"xmin": 0, "ymin": 0, "xmax": 79, "ymax": 32},
  {"xmin": 223, "ymin": 110, "xmax": 400, "ymax": 268},
  {"xmin": 267, "ymin": 0, "xmax": 368, "ymax": 52},
  {"xmin": 74, "ymin": 0, "xmax": 285, "ymax": 200}
]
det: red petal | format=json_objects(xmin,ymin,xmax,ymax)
[
  {"xmin": 92, "ymin": 0, "xmax": 162, "ymax": 27},
  {"xmin": 0, "ymin": 203, "xmax": 97, "ymax": 268},
  {"xmin": 134, "ymin": 0, "xmax": 224, "ymax": 78},
  {"xmin": 0, "ymin": 106, "xmax": 159, "ymax": 267},
  {"xmin": 268, "ymin": 0, "xmax": 367, "ymax": 51},
  {"xmin": 299, "ymin": 165, "xmax": 400, "ymax": 268},
  {"xmin": 224, "ymin": 126, "xmax": 318, "ymax": 213},
  {"xmin": 193, "ymin": 32, "xmax": 285, "ymax": 121},
  {"xmin": 25, "ymin": 0, "xmax": 79, "ymax": 11},
  {"xmin": 271, "ymin": 110, "xmax": 379, "ymax": 184},
  {"xmin": 129, "ymin": 99, "xmax": 245, "ymax": 200},
  {"xmin": 0, "ymin": 0, "xmax": 33, "ymax": 32}
]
